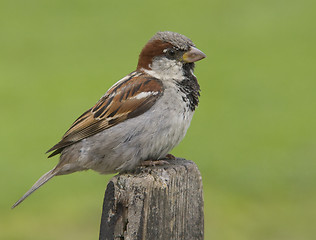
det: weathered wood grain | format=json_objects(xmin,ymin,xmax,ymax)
[{"xmin": 99, "ymin": 158, "xmax": 204, "ymax": 240}]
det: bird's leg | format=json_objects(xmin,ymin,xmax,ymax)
[
  {"xmin": 164, "ymin": 153, "xmax": 176, "ymax": 160},
  {"xmin": 140, "ymin": 154, "xmax": 176, "ymax": 167},
  {"xmin": 140, "ymin": 160, "xmax": 170, "ymax": 166}
]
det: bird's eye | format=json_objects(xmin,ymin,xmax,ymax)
[
  {"xmin": 164, "ymin": 48, "xmax": 176, "ymax": 58},
  {"xmin": 168, "ymin": 49, "xmax": 175, "ymax": 56}
]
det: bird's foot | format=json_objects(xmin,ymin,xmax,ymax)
[
  {"xmin": 164, "ymin": 153, "xmax": 176, "ymax": 160},
  {"xmin": 140, "ymin": 160, "xmax": 170, "ymax": 167}
]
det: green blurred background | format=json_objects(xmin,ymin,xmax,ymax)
[{"xmin": 1, "ymin": 0, "xmax": 315, "ymax": 239}]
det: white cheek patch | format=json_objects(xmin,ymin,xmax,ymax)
[
  {"xmin": 143, "ymin": 58, "xmax": 184, "ymax": 81},
  {"xmin": 131, "ymin": 91, "xmax": 159, "ymax": 99}
]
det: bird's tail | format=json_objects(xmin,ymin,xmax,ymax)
[{"xmin": 11, "ymin": 169, "xmax": 57, "ymax": 209}]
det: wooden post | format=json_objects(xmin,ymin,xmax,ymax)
[{"xmin": 99, "ymin": 158, "xmax": 204, "ymax": 240}]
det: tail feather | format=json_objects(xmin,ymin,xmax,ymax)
[{"xmin": 11, "ymin": 169, "xmax": 57, "ymax": 209}]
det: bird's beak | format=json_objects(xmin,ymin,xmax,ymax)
[{"xmin": 182, "ymin": 47, "xmax": 206, "ymax": 63}]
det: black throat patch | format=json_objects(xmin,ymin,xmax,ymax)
[{"xmin": 176, "ymin": 63, "xmax": 200, "ymax": 111}]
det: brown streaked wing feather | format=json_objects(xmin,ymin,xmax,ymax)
[{"xmin": 46, "ymin": 72, "xmax": 164, "ymax": 157}]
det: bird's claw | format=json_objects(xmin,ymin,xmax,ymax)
[{"xmin": 140, "ymin": 160, "xmax": 170, "ymax": 167}]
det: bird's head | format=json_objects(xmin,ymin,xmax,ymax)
[{"xmin": 137, "ymin": 31, "xmax": 206, "ymax": 80}]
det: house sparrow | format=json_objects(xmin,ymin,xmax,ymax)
[{"xmin": 12, "ymin": 31, "xmax": 206, "ymax": 208}]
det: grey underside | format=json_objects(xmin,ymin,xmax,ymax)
[{"xmin": 58, "ymin": 84, "xmax": 193, "ymax": 175}]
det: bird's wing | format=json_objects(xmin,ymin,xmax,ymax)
[{"xmin": 46, "ymin": 71, "xmax": 164, "ymax": 157}]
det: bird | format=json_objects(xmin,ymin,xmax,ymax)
[{"xmin": 12, "ymin": 31, "xmax": 206, "ymax": 209}]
